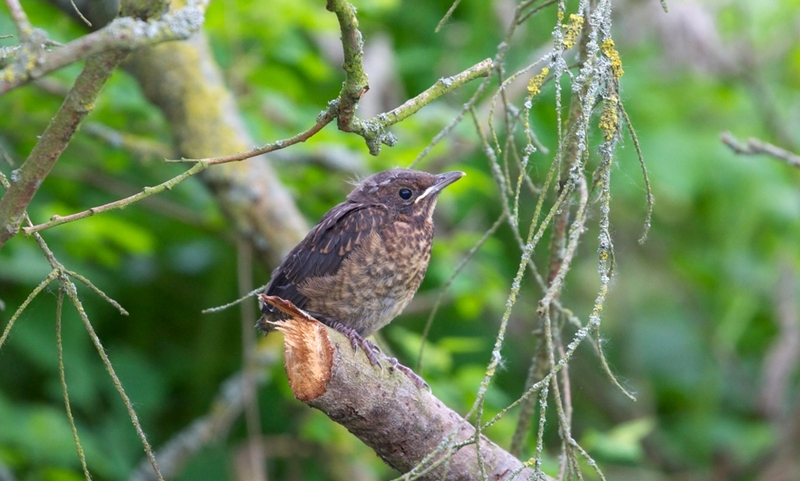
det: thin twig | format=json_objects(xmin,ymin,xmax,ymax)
[
  {"xmin": 167, "ymin": 103, "xmax": 338, "ymax": 165},
  {"xmin": 721, "ymin": 131, "xmax": 800, "ymax": 169},
  {"xmin": 65, "ymin": 268, "xmax": 129, "ymax": 316},
  {"xmin": 170, "ymin": 58, "xmax": 492, "ymax": 164},
  {"xmin": 23, "ymin": 161, "xmax": 206, "ymax": 234},
  {"xmin": 16, "ymin": 208, "xmax": 164, "ymax": 480},
  {"xmin": 0, "ymin": 1, "xmax": 209, "ymax": 95},
  {"xmin": 5, "ymin": 0, "xmax": 33, "ymax": 39},
  {"xmin": 202, "ymin": 286, "xmax": 265, "ymax": 314},
  {"xmin": 0, "ymin": 270, "xmax": 58, "ymax": 350},
  {"xmin": 21, "ymin": 104, "xmax": 338, "ymax": 236},
  {"xmin": 69, "ymin": 288, "xmax": 165, "ymax": 481},
  {"xmin": 70, "ymin": 0, "xmax": 92, "ymax": 27},
  {"xmin": 377, "ymin": 58, "xmax": 493, "ymax": 128},
  {"xmin": 56, "ymin": 288, "xmax": 93, "ymax": 481},
  {"xmin": 435, "ymin": 0, "xmax": 464, "ymax": 32},
  {"xmin": 517, "ymin": 0, "xmax": 558, "ymax": 25},
  {"xmin": 0, "ymin": 49, "xmax": 129, "ymax": 247}
]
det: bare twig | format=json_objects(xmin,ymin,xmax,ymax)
[
  {"xmin": 379, "ymin": 58, "xmax": 493, "ymax": 127},
  {"xmin": 55, "ymin": 289, "xmax": 93, "ymax": 481},
  {"xmin": 435, "ymin": 0, "xmax": 464, "ymax": 32},
  {"xmin": 621, "ymin": 104, "xmax": 654, "ymax": 244},
  {"xmin": 70, "ymin": 0, "xmax": 93, "ymax": 27},
  {"xmin": 6, "ymin": 200, "xmax": 165, "ymax": 480},
  {"xmin": 5, "ymin": 0, "xmax": 33, "ymax": 39},
  {"xmin": 517, "ymin": 0, "xmax": 558, "ymax": 25},
  {"xmin": 166, "ymin": 102, "xmax": 338, "ymax": 165},
  {"xmin": 0, "ymin": 49, "xmax": 129, "ymax": 247},
  {"xmin": 0, "ymin": 271, "xmax": 57, "ymax": 350},
  {"xmin": 721, "ymin": 131, "xmax": 800, "ymax": 169},
  {"xmin": 0, "ymin": 1, "xmax": 209, "ymax": 95},
  {"xmin": 23, "ymin": 161, "xmax": 207, "ymax": 235},
  {"xmin": 23, "ymin": 104, "xmax": 337, "ymax": 235},
  {"xmin": 169, "ymin": 58, "xmax": 492, "ymax": 166},
  {"xmin": 416, "ymin": 213, "xmax": 507, "ymax": 372}
]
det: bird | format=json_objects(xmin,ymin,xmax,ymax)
[{"xmin": 258, "ymin": 168, "xmax": 464, "ymax": 386}]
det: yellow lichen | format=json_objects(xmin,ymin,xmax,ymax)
[
  {"xmin": 526, "ymin": 67, "xmax": 550, "ymax": 96},
  {"xmin": 562, "ymin": 14, "xmax": 584, "ymax": 49},
  {"xmin": 601, "ymin": 38, "xmax": 624, "ymax": 79},
  {"xmin": 599, "ymin": 96, "xmax": 619, "ymax": 141}
]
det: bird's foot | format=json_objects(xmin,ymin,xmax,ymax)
[
  {"xmin": 326, "ymin": 321, "xmax": 429, "ymax": 390},
  {"xmin": 327, "ymin": 321, "xmax": 384, "ymax": 367}
]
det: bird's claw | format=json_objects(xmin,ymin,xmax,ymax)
[
  {"xmin": 326, "ymin": 320, "xmax": 428, "ymax": 390},
  {"xmin": 328, "ymin": 320, "xmax": 385, "ymax": 367}
]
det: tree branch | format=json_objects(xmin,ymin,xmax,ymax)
[
  {"xmin": 20, "ymin": 99, "xmax": 336, "ymax": 236},
  {"xmin": 261, "ymin": 295, "xmax": 539, "ymax": 480},
  {"xmin": 5, "ymin": 0, "xmax": 34, "ymax": 39},
  {"xmin": 0, "ymin": 0, "xmax": 209, "ymax": 95},
  {"xmin": 173, "ymin": 58, "xmax": 493, "ymax": 166},
  {"xmin": 325, "ymin": 0, "xmax": 492, "ymax": 155},
  {"xmin": 326, "ymin": 0, "xmax": 369, "ymax": 133},
  {"xmin": 0, "ymin": 48, "xmax": 128, "ymax": 248},
  {"xmin": 721, "ymin": 131, "xmax": 800, "ymax": 169},
  {"xmin": 21, "ymin": 161, "xmax": 207, "ymax": 235}
]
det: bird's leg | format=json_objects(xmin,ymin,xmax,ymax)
[
  {"xmin": 322, "ymin": 319, "xmax": 429, "ymax": 390},
  {"xmin": 325, "ymin": 320, "xmax": 384, "ymax": 367}
]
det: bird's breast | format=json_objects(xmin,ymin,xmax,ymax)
[{"xmin": 298, "ymin": 218, "xmax": 435, "ymax": 336}]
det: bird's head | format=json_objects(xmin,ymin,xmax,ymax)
[{"xmin": 348, "ymin": 168, "xmax": 465, "ymax": 218}]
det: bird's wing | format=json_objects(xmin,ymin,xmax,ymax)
[{"xmin": 264, "ymin": 202, "xmax": 390, "ymax": 310}]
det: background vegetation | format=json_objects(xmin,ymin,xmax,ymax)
[{"xmin": 1, "ymin": 0, "xmax": 799, "ymax": 480}]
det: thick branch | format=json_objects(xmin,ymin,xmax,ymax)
[
  {"xmin": 0, "ymin": 49, "xmax": 128, "ymax": 248},
  {"xmin": 262, "ymin": 296, "xmax": 537, "ymax": 480}
]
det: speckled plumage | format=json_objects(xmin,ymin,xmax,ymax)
[{"xmin": 258, "ymin": 168, "xmax": 463, "ymax": 338}]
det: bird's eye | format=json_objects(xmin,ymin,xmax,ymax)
[{"xmin": 398, "ymin": 188, "xmax": 413, "ymax": 200}]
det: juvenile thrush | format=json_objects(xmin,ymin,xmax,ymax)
[{"xmin": 258, "ymin": 168, "xmax": 463, "ymax": 384}]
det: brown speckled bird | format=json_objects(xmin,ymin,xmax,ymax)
[{"xmin": 258, "ymin": 168, "xmax": 463, "ymax": 380}]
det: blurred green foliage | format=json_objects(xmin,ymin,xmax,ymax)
[{"xmin": 2, "ymin": 0, "xmax": 800, "ymax": 480}]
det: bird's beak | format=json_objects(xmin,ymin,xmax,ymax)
[{"xmin": 415, "ymin": 171, "xmax": 465, "ymax": 204}]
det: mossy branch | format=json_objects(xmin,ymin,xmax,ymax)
[
  {"xmin": 325, "ymin": 0, "xmax": 493, "ymax": 155},
  {"xmin": 0, "ymin": 0, "xmax": 209, "ymax": 95}
]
